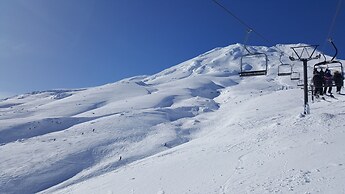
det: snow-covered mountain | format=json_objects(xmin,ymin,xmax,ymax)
[{"xmin": 1, "ymin": 43, "xmax": 345, "ymax": 194}]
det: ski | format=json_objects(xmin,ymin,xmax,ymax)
[
  {"xmin": 321, "ymin": 97, "xmax": 332, "ymax": 102},
  {"xmin": 325, "ymin": 94, "xmax": 338, "ymax": 100},
  {"xmin": 314, "ymin": 96, "xmax": 332, "ymax": 103}
]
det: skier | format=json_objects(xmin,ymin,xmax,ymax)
[
  {"xmin": 333, "ymin": 71, "xmax": 344, "ymax": 94},
  {"xmin": 323, "ymin": 69, "xmax": 333, "ymax": 95},
  {"xmin": 312, "ymin": 69, "xmax": 323, "ymax": 97},
  {"xmin": 319, "ymin": 68, "xmax": 325, "ymax": 87}
]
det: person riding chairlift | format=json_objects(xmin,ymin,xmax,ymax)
[
  {"xmin": 333, "ymin": 70, "xmax": 344, "ymax": 94},
  {"xmin": 323, "ymin": 69, "xmax": 333, "ymax": 95},
  {"xmin": 312, "ymin": 68, "xmax": 324, "ymax": 97}
]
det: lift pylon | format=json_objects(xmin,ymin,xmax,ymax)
[{"xmin": 290, "ymin": 45, "xmax": 320, "ymax": 115}]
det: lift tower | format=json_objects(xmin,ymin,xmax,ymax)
[{"xmin": 289, "ymin": 45, "xmax": 320, "ymax": 115}]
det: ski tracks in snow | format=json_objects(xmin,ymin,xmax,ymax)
[
  {"xmin": 218, "ymin": 97, "xmax": 345, "ymax": 193},
  {"xmin": 217, "ymin": 89, "xmax": 326, "ymax": 193}
]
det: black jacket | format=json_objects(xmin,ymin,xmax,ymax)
[
  {"xmin": 333, "ymin": 73, "xmax": 344, "ymax": 86},
  {"xmin": 313, "ymin": 73, "xmax": 324, "ymax": 87}
]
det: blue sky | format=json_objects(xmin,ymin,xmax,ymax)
[{"xmin": 0, "ymin": 0, "xmax": 344, "ymax": 97}]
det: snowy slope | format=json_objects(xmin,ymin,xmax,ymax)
[{"xmin": 1, "ymin": 43, "xmax": 345, "ymax": 194}]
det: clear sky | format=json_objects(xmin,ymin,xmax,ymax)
[{"xmin": 0, "ymin": 0, "xmax": 344, "ymax": 98}]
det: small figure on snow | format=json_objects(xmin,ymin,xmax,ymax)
[
  {"xmin": 323, "ymin": 69, "xmax": 333, "ymax": 95},
  {"xmin": 333, "ymin": 71, "xmax": 344, "ymax": 94}
]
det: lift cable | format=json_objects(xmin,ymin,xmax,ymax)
[
  {"xmin": 326, "ymin": 0, "xmax": 343, "ymax": 41},
  {"xmin": 211, "ymin": 0, "xmax": 288, "ymax": 55},
  {"xmin": 212, "ymin": 0, "xmax": 343, "ymax": 61},
  {"xmin": 319, "ymin": 0, "xmax": 343, "ymax": 54}
]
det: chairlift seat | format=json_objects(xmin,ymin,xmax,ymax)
[
  {"xmin": 239, "ymin": 70, "xmax": 267, "ymax": 77},
  {"xmin": 278, "ymin": 72, "xmax": 292, "ymax": 76}
]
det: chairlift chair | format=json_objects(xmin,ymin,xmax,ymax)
[
  {"xmin": 314, "ymin": 59, "xmax": 343, "ymax": 77},
  {"xmin": 313, "ymin": 40, "xmax": 344, "ymax": 77},
  {"xmin": 239, "ymin": 53, "xmax": 268, "ymax": 76},
  {"xmin": 239, "ymin": 29, "xmax": 268, "ymax": 77},
  {"xmin": 278, "ymin": 64, "xmax": 293, "ymax": 76},
  {"xmin": 277, "ymin": 53, "xmax": 293, "ymax": 76},
  {"xmin": 287, "ymin": 52, "xmax": 301, "ymax": 80},
  {"xmin": 290, "ymin": 71, "xmax": 300, "ymax": 80}
]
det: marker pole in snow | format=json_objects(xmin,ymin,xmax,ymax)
[{"xmin": 289, "ymin": 45, "xmax": 320, "ymax": 115}]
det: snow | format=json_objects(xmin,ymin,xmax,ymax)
[{"xmin": 1, "ymin": 43, "xmax": 345, "ymax": 194}]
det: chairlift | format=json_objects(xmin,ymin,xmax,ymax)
[
  {"xmin": 288, "ymin": 52, "xmax": 301, "ymax": 80},
  {"xmin": 297, "ymin": 79, "xmax": 304, "ymax": 87},
  {"xmin": 278, "ymin": 64, "xmax": 293, "ymax": 76},
  {"xmin": 277, "ymin": 53, "xmax": 292, "ymax": 76},
  {"xmin": 314, "ymin": 60, "xmax": 343, "ymax": 76},
  {"xmin": 313, "ymin": 40, "xmax": 343, "ymax": 77},
  {"xmin": 240, "ymin": 53, "xmax": 268, "ymax": 76},
  {"xmin": 239, "ymin": 29, "xmax": 268, "ymax": 77},
  {"xmin": 290, "ymin": 71, "xmax": 300, "ymax": 80}
]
